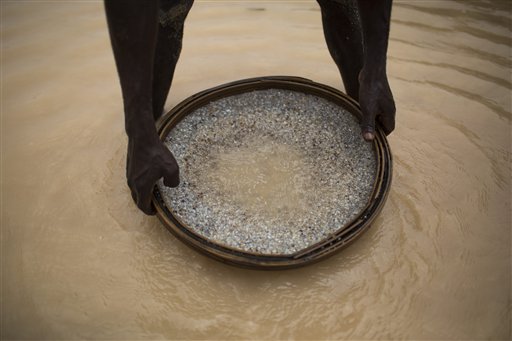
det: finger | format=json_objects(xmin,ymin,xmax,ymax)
[
  {"xmin": 378, "ymin": 99, "xmax": 396, "ymax": 136},
  {"xmin": 139, "ymin": 202, "xmax": 156, "ymax": 215},
  {"xmin": 138, "ymin": 183, "xmax": 157, "ymax": 215},
  {"xmin": 163, "ymin": 167, "xmax": 180, "ymax": 187},
  {"xmin": 377, "ymin": 114, "xmax": 395, "ymax": 136},
  {"xmin": 360, "ymin": 103, "xmax": 377, "ymax": 141},
  {"xmin": 132, "ymin": 188, "xmax": 155, "ymax": 215},
  {"xmin": 128, "ymin": 176, "xmax": 156, "ymax": 215}
]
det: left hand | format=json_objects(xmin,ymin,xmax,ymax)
[{"xmin": 358, "ymin": 69, "xmax": 396, "ymax": 141}]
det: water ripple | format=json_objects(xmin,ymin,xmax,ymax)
[
  {"xmin": 389, "ymin": 56, "xmax": 512, "ymax": 90},
  {"xmin": 396, "ymin": 1, "xmax": 512, "ymax": 30}
]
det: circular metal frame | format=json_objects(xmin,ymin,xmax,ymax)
[{"xmin": 152, "ymin": 76, "xmax": 392, "ymax": 270}]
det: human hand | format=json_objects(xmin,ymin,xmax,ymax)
[
  {"xmin": 126, "ymin": 136, "xmax": 180, "ymax": 215},
  {"xmin": 358, "ymin": 69, "xmax": 396, "ymax": 141}
]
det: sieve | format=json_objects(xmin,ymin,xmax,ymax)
[{"xmin": 152, "ymin": 76, "xmax": 392, "ymax": 269}]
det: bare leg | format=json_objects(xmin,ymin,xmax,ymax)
[
  {"xmin": 152, "ymin": 0, "xmax": 194, "ymax": 120},
  {"xmin": 317, "ymin": 0, "xmax": 395, "ymax": 140},
  {"xmin": 105, "ymin": 0, "xmax": 180, "ymax": 215},
  {"xmin": 317, "ymin": 0, "xmax": 363, "ymax": 100}
]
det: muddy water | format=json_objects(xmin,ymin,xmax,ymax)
[
  {"xmin": 206, "ymin": 139, "xmax": 310, "ymax": 219},
  {"xmin": 1, "ymin": 1, "xmax": 510, "ymax": 339}
]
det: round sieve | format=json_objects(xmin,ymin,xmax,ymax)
[{"xmin": 152, "ymin": 76, "xmax": 392, "ymax": 269}]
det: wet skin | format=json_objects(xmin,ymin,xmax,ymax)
[{"xmin": 104, "ymin": 0, "xmax": 396, "ymax": 215}]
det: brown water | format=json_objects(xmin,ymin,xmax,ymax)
[
  {"xmin": 2, "ymin": 1, "xmax": 511, "ymax": 339},
  {"xmin": 207, "ymin": 139, "xmax": 310, "ymax": 218}
]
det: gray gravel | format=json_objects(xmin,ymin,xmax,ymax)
[{"xmin": 157, "ymin": 89, "xmax": 376, "ymax": 255}]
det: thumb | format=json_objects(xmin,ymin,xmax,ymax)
[{"xmin": 360, "ymin": 102, "xmax": 377, "ymax": 141}]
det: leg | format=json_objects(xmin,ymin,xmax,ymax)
[
  {"xmin": 356, "ymin": 0, "xmax": 395, "ymax": 138},
  {"xmin": 152, "ymin": 0, "xmax": 194, "ymax": 120},
  {"xmin": 317, "ymin": 0, "xmax": 363, "ymax": 100},
  {"xmin": 105, "ymin": 0, "xmax": 180, "ymax": 215},
  {"xmin": 105, "ymin": 0, "xmax": 158, "ymax": 137}
]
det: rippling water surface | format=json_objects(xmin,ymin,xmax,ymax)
[{"xmin": 2, "ymin": 1, "xmax": 511, "ymax": 339}]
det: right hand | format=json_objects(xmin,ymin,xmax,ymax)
[{"xmin": 126, "ymin": 136, "xmax": 180, "ymax": 215}]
